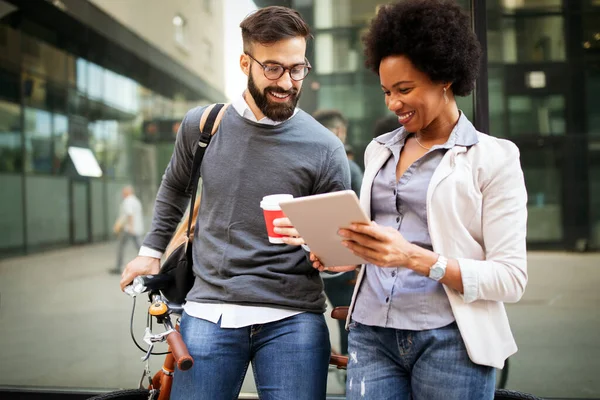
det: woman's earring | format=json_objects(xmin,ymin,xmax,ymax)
[{"xmin": 443, "ymin": 87, "xmax": 449, "ymax": 105}]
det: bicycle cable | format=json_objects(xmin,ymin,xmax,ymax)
[{"xmin": 130, "ymin": 295, "xmax": 170, "ymax": 356}]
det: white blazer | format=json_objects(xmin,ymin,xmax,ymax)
[{"xmin": 347, "ymin": 128, "xmax": 528, "ymax": 369}]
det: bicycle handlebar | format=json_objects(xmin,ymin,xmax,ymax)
[
  {"xmin": 125, "ymin": 274, "xmax": 174, "ymax": 297},
  {"xmin": 124, "ymin": 274, "xmax": 193, "ymax": 371},
  {"xmin": 166, "ymin": 330, "xmax": 194, "ymax": 371}
]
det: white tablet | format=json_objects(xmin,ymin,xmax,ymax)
[{"xmin": 279, "ymin": 190, "xmax": 370, "ymax": 267}]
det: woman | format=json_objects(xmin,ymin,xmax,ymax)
[{"xmin": 310, "ymin": 1, "xmax": 528, "ymax": 399}]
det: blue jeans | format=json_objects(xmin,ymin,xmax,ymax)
[
  {"xmin": 171, "ymin": 311, "xmax": 331, "ymax": 400},
  {"xmin": 346, "ymin": 321, "xmax": 495, "ymax": 400}
]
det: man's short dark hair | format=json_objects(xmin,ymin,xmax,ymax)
[
  {"xmin": 373, "ymin": 115, "xmax": 401, "ymax": 138},
  {"xmin": 312, "ymin": 109, "xmax": 348, "ymax": 130},
  {"xmin": 362, "ymin": 0, "xmax": 481, "ymax": 96},
  {"xmin": 240, "ymin": 6, "xmax": 312, "ymax": 53}
]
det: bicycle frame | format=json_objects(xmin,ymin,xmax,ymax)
[{"xmin": 149, "ymin": 338, "xmax": 176, "ymax": 400}]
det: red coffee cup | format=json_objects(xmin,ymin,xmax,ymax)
[{"xmin": 260, "ymin": 194, "xmax": 293, "ymax": 244}]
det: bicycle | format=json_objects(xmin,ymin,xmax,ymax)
[{"xmin": 89, "ymin": 275, "xmax": 192, "ymax": 400}]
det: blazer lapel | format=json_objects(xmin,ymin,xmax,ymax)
[{"xmin": 426, "ymin": 146, "xmax": 467, "ymax": 212}]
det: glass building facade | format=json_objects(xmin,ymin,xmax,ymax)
[{"xmin": 0, "ymin": 0, "xmax": 223, "ymax": 257}]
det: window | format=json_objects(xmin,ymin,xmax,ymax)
[
  {"xmin": 315, "ymin": 31, "xmax": 359, "ymax": 74},
  {"xmin": 173, "ymin": 14, "xmax": 188, "ymax": 49},
  {"xmin": 314, "ymin": 0, "xmax": 351, "ymax": 29},
  {"xmin": 201, "ymin": 39, "xmax": 213, "ymax": 71},
  {"xmin": 24, "ymin": 107, "xmax": 53, "ymax": 174},
  {"xmin": 499, "ymin": 16, "xmax": 565, "ymax": 63},
  {"xmin": 0, "ymin": 25, "xmax": 19, "ymax": 70},
  {"xmin": 501, "ymin": 0, "xmax": 562, "ymax": 11},
  {"xmin": 507, "ymin": 95, "xmax": 565, "ymax": 136},
  {"xmin": 0, "ymin": 100, "xmax": 21, "ymax": 173},
  {"xmin": 53, "ymin": 114, "xmax": 68, "ymax": 174}
]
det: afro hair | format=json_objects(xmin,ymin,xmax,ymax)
[{"xmin": 362, "ymin": 0, "xmax": 482, "ymax": 97}]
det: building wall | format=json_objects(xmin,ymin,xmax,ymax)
[{"xmin": 90, "ymin": 0, "xmax": 225, "ymax": 97}]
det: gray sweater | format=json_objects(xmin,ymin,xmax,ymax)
[{"xmin": 143, "ymin": 105, "xmax": 351, "ymax": 313}]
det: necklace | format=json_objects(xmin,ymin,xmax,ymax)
[{"xmin": 414, "ymin": 134, "xmax": 432, "ymax": 150}]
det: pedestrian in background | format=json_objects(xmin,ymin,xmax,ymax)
[
  {"xmin": 110, "ymin": 185, "xmax": 143, "ymax": 274},
  {"xmin": 313, "ymin": 109, "xmax": 363, "ymax": 196},
  {"xmin": 372, "ymin": 113, "xmax": 401, "ymax": 138}
]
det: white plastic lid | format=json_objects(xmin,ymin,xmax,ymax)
[{"xmin": 260, "ymin": 194, "xmax": 293, "ymax": 210}]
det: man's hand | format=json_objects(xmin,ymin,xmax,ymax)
[
  {"xmin": 310, "ymin": 252, "xmax": 357, "ymax": 273},
  {"xmin": 273, "ymin": 217, "xmax": 305, "ymax": 246},
  {"xmin": 113, "ymin": 220, "xmax": 123, "ymax": 234},
  {"xmin": 120, "ymin": 256, "xmax": 161, "ymax": 291}
]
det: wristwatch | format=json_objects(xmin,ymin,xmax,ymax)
[{"xmin": 428, "ymin": 255, "xmax": 448, "ymax": 281}]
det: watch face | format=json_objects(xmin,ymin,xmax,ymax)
[{"xmin": 430, "ymin": 265, "xmax": 444, "ymax": 280}]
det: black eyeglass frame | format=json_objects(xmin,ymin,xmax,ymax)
[{"xmin": 245, "ymin": 52, "xmax": 312, "ymax": 82}]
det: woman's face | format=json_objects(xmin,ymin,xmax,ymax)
[{"xmin": 379, "ymin": 55, "xmax": 449, "ymax": 133}]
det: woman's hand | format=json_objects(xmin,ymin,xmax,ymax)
[
  {"xmin": 339, "ymin": 221, "xmax": 415, "ymax": 268},
  {"xmin": 272, "ymin": 217, "xmax": 305, "ymax": 246},
  {"xmin": 310, "ymin": 252, "xmax": 357, "ymax": 273}
]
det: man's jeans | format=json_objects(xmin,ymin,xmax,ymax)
[
  {"xmin": 171, "ymin": 311, "xmax": 331, "ymax": 400},
  {"xmin": 115, "ymin": 233, "xmax": 141, "ymax": 271},
  {"xmin": 346, "ymin": 321, "xmax": 495, "ymax": 400}
]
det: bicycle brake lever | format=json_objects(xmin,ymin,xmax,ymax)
[
  {"xmin": 141, "ymin": 343, "xmax": 154, "ymax": 362},
  {"xmin": 143, "ymin": 326, "xmax": 175, "ymax": 345},
  {"xmin": 124, "ymin": 285, "xmax": 136, "ymax": 297}
]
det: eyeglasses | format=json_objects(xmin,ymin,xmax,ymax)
[{"xmin": 245, "ymin": 52, "xmax": 312, "ymax": 81}]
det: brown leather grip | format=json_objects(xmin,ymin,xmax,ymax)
[
  {"xmin": 331, "ymin": 306, "xmax": 349, "ymax": 321},
  {"xmin": 329, "ymin": 354, "xmax": 348, "ymax": 370},
  {"xmin": 166, "ymin": 330, "xmax": 194, "ymax": 371}
]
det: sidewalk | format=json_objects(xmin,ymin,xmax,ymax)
[
  {"xmin": 0, "ymin": 241, "xmax": 344, "ymax": 396},
  {"xmin": 1, "ymin": 242, "xmax": 599, "ymax": 398}
]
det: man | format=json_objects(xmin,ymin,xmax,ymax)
[
  {"xmin": 109, "ymin": 185, "xmax": 143, "ymax": 275},
  {"xmin": 312, "ymin": 109, "xmax": 362, "ymax": 356},
  {"xmin": 120, "ymin": 6, "xmax": 350, "ymax": 399},
  {"xmin": 312, "ymin": 109, "xmax": 363, "ymax": 196}
]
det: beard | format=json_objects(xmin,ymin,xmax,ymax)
[{"xmin": 247, "ymin": 72, "xmax": 301, "ymax": 122}]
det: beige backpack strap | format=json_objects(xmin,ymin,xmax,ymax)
[{"xmin": 199, "ymin": 103, "xmax": 231, "ymax": 135}]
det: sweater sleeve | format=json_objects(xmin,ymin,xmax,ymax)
[
  {"xmin": 313, "ymin": 143, "xmax": 351, "ymax": 195},
  {"xmin": 141, "ymin": 106, "xmax": 206, "ymax": 252}
]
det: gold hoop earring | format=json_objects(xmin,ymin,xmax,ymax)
[{"xmin": 443, "ymin": 87, "xmax": 449, "ymax": 105}]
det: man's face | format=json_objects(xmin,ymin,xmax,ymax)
[{"xmin": 242, "ymin": 37, "xmax": 307, "ymax": 122}]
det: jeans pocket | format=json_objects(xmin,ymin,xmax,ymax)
[{"xmin": 348, "ymin": 320, "xmax": 358, "ymax": 331}]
